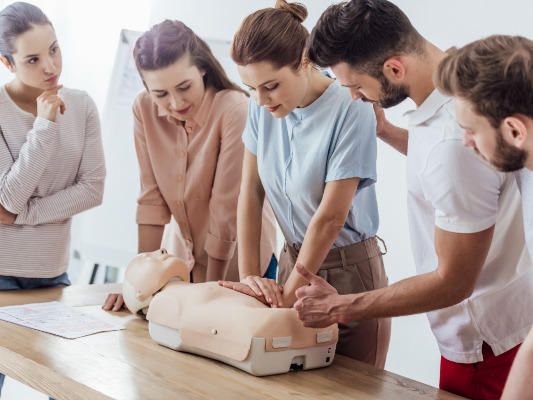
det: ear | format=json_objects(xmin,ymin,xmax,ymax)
[
  {"xmin": 300, "ymin": 53, "xmax": 311, "ymax": 71},
  {"xmin": 501, "ymin": 115, "xmax": 528, "ymax": 148},
  {"xmin": 382, "ymin": 57, "xmax": 405, "ymax": 83},
  {"xmin": 0, "ymin": 56, "xmax": 15, "ymax": 72}
]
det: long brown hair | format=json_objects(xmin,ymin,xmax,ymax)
[
  {"xmin": 134, "ymin": 19, "xmax": 247, "ymax": 96},
  {"xmin": 231, "ymin": 0, "xmax": 308, "ymax": 70}
]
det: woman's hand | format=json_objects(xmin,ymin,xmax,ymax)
[
  {"xmin": 0, "ymin": 203, "xmax": 16, "ymax": 224},
  {"xmin": 102, "ymin": 293, "xmax": 127, "ymax": 312},
  {"xmin": 37, "ymin": 85, "xmax": 65, "ymax": 122},
  {"xmin": 218, "ymin": 276, "xmax": 284, "ymax": 308}
]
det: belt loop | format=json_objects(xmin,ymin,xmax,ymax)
[
  {"xmin": 340, "ymin": 248, "xmax": 348, "ymax": 270},
  {"xmin": 376, "ymin": 235, "xmax": 387, "ymax": 255}
]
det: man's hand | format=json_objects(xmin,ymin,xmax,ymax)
[
  {"xmin": 294, "ymin": 263, "xmax": 344, "ymax": 328},
  {"xmin": 0, "ymin": 203, "xmax": 16, "ymax": 224}
]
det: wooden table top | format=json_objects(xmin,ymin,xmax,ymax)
[{"xmin": 0, "ymin": 284, "xmax": 465, "ymax": 400}]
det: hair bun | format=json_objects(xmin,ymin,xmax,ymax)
[{"xmin": 275, "ymin": 0, "xmax": 307, "ymax": 23}]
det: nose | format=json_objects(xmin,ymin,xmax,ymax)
[
  {"xmin": 349, "ymin": 88, "xmax": 363, "ymax": 101},
  {"xmin": 256, "ymin": 90, "xmax": 269, "ymax": 107},
  {"xmin": 169, "ymin": 92, "xmax": 183, "ymax": 110},
  {"xmin": 462, "ymin": 132, "xmax": 475, "ymax": 148},
  {"xmin": 42, "ymin": 56, "xmax": 56, "ymax": 75}
]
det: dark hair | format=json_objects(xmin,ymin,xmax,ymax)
[
  {"xmin": 231, "ymin": 0, "xmax": 308, "ymax": 70},
  {"xmin": 308, "ymin": 0, "xmax": 424, "ymax": 77},
  {"xmin": 0, "ymin": 2, "xmax": 52, "ymax": 65},
  {"xmin": 435, "ymin": 35, "xmax": 533, "ymax": 129},
  {"xmin": 134, "ymin": 19, "xmax": 247, "ymax": 96}
]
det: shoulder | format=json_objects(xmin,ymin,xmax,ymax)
[
  {"xmin": 58, "ymin": 87, "xmax": 98, "ymax": 116},
  {"xmin": 133, "ymin": 89, "xmax": 154, "ymax": 111},
  {"xmin": 212, "ymin": 89, "xmax": 248, "ymax": 113}
]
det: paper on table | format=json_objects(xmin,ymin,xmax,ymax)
[{"xmin": 0, "ymin": 301, "xmax": 124, "ymax": 339}]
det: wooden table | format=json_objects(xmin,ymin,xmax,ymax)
[{"xmin": 0, "ymin": 284, "xmax": 465, "ymax": 400}]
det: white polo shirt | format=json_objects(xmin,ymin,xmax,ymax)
[
  {"xmin": 405, "ymin": 89, "xmax": 533, "ymax": 364},
  {"xmin": 516, "ymin": 168, "xmax": 533, "ymax": 256}
]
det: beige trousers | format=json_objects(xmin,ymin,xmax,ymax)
[{"xmin": 278, "ymin": 237, "xmax": 391, "ymax": 369}]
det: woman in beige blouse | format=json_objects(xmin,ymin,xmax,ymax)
[{"xmin": 103, "ymin": 20, "xmax": 276, "ymax": 311}]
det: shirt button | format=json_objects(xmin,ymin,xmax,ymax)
[
  {"xmin": 176, "ymin": 201, "xmax": 182, "ymax": 207},
  {"xmin": 179, "ymin": 150, "xmax": 186, "ymax": 157},
  {"xmin": 186, "ymin": 127, "xmax": 192, "ymax": 133},
  {"xmin": 177, "ymin": 175, "xmax": 183, "ymax": 182}
]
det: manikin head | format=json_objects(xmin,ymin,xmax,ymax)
[
  {"xmin": 307, "ymin": 0, "xmax": 426, "ymax": 108},
  {"xmin": 231, "ymin": 0, "xmax": 318, "ymax": 118},
  {"xmin": 133, "ymin": 19, "xmax": 246, "ymax": 123},
  {"xmin": 0, "ymin": 2, "xmax": 61, "ymax": 91},
  {"xmin": 122, "ymin": 249, "xmax": 190, "ymax": 316},
  {"xmin": 435, "ymin": 35, "xmax": 533, "ymax": 172}
]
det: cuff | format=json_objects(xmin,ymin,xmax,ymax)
[
  {"xmin": 205, "ymin": 232, "xmax": 237, "ymax": 260},
  {"xmin": 136, "ymin": 204, "xmax": 171, "ymax": 225}
]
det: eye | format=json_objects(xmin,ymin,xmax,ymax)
[
  {"xmin": 155, "ymin": 92, "xmax": 167, "ymax": 98},
  {"xmin": 28, "ymin": 57, "xmax": 39, "ymax": 65},
  {"xmin": 179, "ymin": 84, "xmax": 191, "ymax": 92},
  {"xmin": 50, "ymin": 46, "xmax": 59, "ymax": 55},
  {"xmin": 265, "ymin": 83, "xmax": 278, "ymax": 91}
]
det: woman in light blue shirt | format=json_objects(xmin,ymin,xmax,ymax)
[{"xmin": 219, "ymin": 0, "xmax": 390, "ymax": 368}]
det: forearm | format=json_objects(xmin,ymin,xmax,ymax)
[
  {"xmin": 206, "ymin": 256, "xmax": 230, "ymax": 281},
  {"xmin": 378, "ymin": 121, "xmax": 408, "ymax": 156},
  {"xmin": 138, "ymin": 224, "xmax": 165, "ymax": 253},
  {"xmin": 282, "ymin": 214, "xmax": 343, "ymax": 307},
  {"xmin": 333, "ymin": 270, "xmax": 470, "ymax": 322},
  {"xmin": 501, "ymin": 326, "xmax": 533, "ymax": 400},
  {"xmin": 15, "ymin": 177, "xmax": 104, "ymax": 225},
  {"xmin": 237, "ymin": 190, "xmax": 264, "ymax": 280}
]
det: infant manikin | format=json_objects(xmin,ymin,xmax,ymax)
[{"xmin": 122, "ymin": 249, "xmax": 338, "ymax": 376}]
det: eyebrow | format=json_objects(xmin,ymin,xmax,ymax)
[
  {"xmin": 151, "ymin": 79, "xmax": 192, "ymax": 93},
  {"xmin": 23, "ymin": 40, "xmax": 58, "ymax": 60},
  {"xmin": 242, "ymin": 78, "xmax": 277, "ymax": 88}
]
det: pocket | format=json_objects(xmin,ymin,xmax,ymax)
[{"xmin": 323, "ymin": 261, "xmax": 370, "ymax": 295}]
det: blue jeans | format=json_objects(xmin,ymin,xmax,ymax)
[{"xmin": 0, "ymin": 272, "xmax": 70, "ymax": 399}]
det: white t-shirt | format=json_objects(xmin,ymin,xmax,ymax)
[
  {"xmin": 405, "ymin": 90, "xmax": 533, "ymax": 364},
  {"xmin": 516, "ymin": 168, "xmax": 533, "ymax": 256}
]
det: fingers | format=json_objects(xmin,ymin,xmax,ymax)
[
  {"xmin": 37, "ymin": 85, "xmax": 66, "ymax": 121},
  {"xmin": 242, "ymin": 276, "xmax": 283, "ymax": 307},
  {"xmin": 102, "ymin": 293, "xmax": 125, "ymax": 312},
  {"xmin": 295, "ymin": 263, "xmax": 319, "ymax": 285}
]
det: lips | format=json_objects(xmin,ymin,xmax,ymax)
[
  {"xmin": 175, "ymin": 105, "xmax": 191, "ymax": 115},
  {"xmin": 266, "ymin": 105, "xmax": 281, "ymax": 113},
  {"xmin": 45, "ymin": 75, "xmax": 58, "ymax": 83}
]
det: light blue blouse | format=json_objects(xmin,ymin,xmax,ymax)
[{"xmin": 242, "ymin": 79, "xmax": 379, "ymax": 248}]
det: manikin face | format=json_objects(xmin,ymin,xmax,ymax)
[
  {"xmin": 5, "ymin": 23, "xmax": 62, "ymax": 90},
  {"xmin": 455, "ymin": 97, "xmax": 528, "ymax": 172},
  {"xmin": 237, "ymin": 61, "xmax": 310, "ymax": 118},
  {"xmin": 331, "ymin": 61, "xmax": 409, "ymax": 109},
  {"xmin": 142, "ymin": 53, "xmax": 206, "ymax": 122}
]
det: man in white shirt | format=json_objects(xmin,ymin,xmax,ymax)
[
  {"xmin": 434, "ymin": 34, "xmax": 533, "ymax": 400},
  {"xmin": 295, "ymin": 1, "xmax": 533, "ymax": 399}
]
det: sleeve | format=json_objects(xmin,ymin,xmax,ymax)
[
  {"xmin": 133, "ymin": 95, "xmax": 172, "ymax": 226},
  {"xmin": 204, "ymin": 98, "xmax": 247, "ymax": 261},
  {"xmin": 0, "ymin": 117, "xmax": 58, "ymax": 214},
  {"xmin": 241, "ymin": 97, "xmax": 260, "ymax": 156},
  {"xmin": 325, "ymin": 99, "xmax": 378, "ymax": 191},
  {"xmin": 421, "ymin": 138, "xmax": 502, "ymax": 233},
  {"xmin": 15, "ymin": 95, "xmax": 106, "ymax": 225}
]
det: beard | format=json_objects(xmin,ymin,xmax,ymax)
[
  {"xmin": 362, "ymin": 74, "xmax": 410, "ymax": 108},
  {"xmin": 488, "ymin": 129, "xmax": 528, "ymax": 172}
]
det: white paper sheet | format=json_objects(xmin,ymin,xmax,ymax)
[{"xmin": 0, "ymin": 301, "xmax": 124, "ymax": 339}]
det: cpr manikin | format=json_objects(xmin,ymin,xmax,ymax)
[{"xmin": 122, "ymin": 249, "xmax": 338, "ymax": 376}]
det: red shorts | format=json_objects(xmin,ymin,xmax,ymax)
[{"xmin": 440, "ymin": 342, "xmax": 521, "ymax": 400}]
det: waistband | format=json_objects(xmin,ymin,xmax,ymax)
[{"xmin": 283, "ymin": 236, "xmax": 386, "ymax": 270}]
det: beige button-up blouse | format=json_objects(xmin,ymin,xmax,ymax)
[{"xmin": 133, "ymin": 87, "xmax": 276, "ymax": 281}]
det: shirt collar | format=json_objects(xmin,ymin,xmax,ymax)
[{"xmin": 404, "ymin": 89, "xmax": 452, "ymax": 126}]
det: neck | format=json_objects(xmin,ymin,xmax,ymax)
[
  {"xmin": 406, "ymin": 41, "xmax": 448, "ymax": 107},
  {"xmin": 298, "ymin": 67, "xmax": 333, "ymax": 108},
  {"xmin": 6, "ymin": 79, "xmax": 44, "ymax": 104}
]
